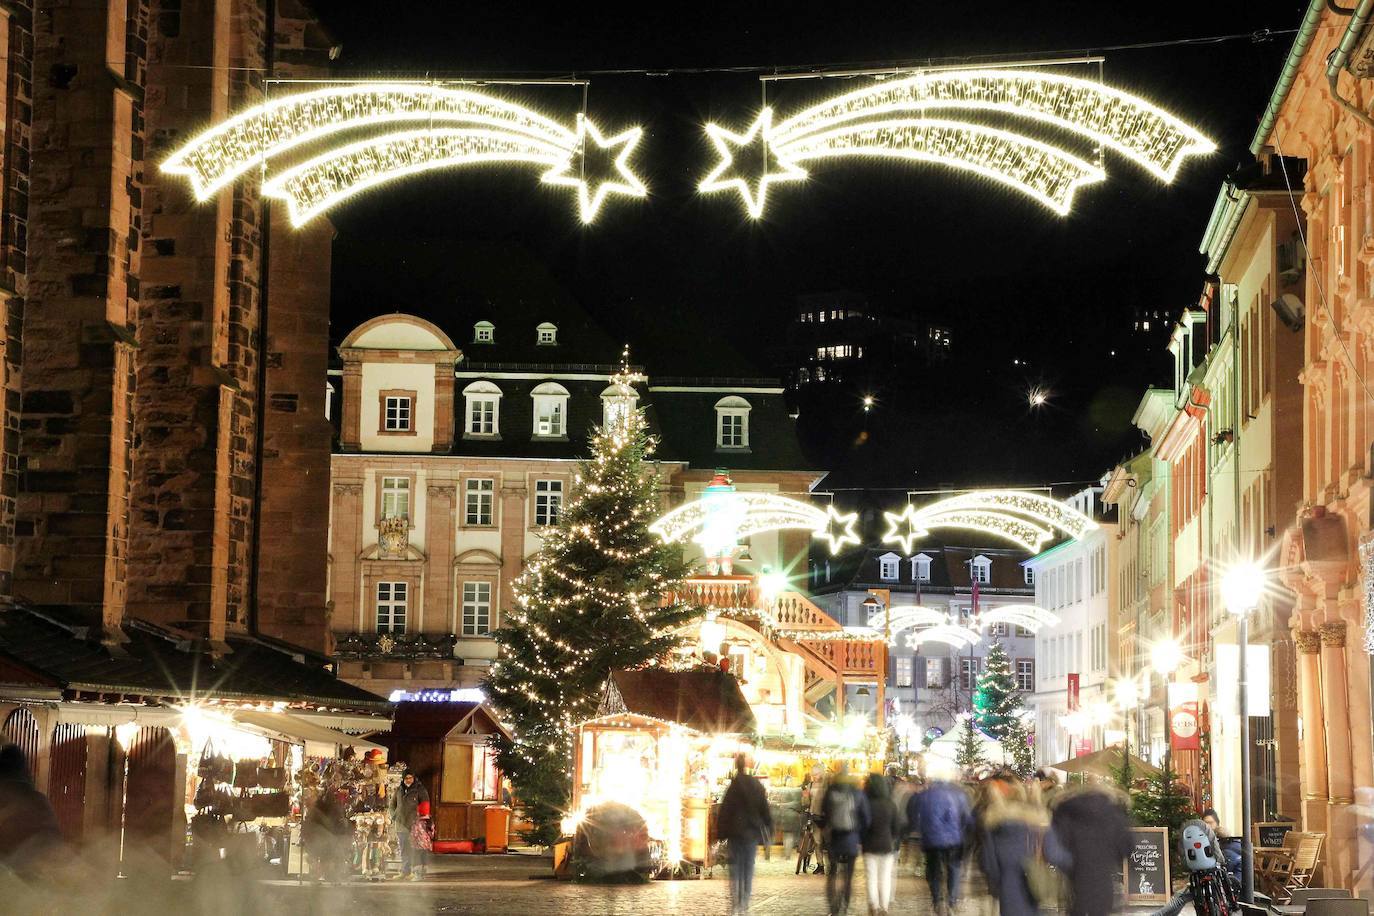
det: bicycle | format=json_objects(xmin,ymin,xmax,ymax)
[{"xmin": 795, "ymin": 813, "xmax": 826, "ymax": 875}]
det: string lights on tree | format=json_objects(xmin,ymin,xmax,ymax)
[
  {"xmin": 700, "ymin": 67, "xmax": 1213, "ymax": 218},
  {"xmin": 161, "ymin": 82, "xmax": 646, "ymax": 225}
]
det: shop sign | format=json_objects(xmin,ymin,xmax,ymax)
[
  {"xmin": 1067, "ymin": 673, "xmax": 1080, "ymax": 711},
  {"xmin": 1074, "ymin": 739, "xmax": 1093, "ymax": 758},
  {"xmin": 1169, "ymin": 701, "xmax": 1200, "ymax": 750}
]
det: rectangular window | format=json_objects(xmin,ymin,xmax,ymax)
[
  {"xmin": 465, "ymin": 478, "xmax": 494, "ymax": 525},
  {"xmin": 895, "ymin": 656, "xmax": 913, "ymax": 688},
  {"xmin": 991, "ymin": 622, "xmax": 1009, "ymax": 637},
  {"xmin": 1016, "ymin": 660, "xmax": 1034, "ymax": 691},
  {"xmin": 384, "ymin": 396, "xmax": 412, "ymax": 431},
  {"xmin": 879, "ymin": 557, "xmax": 899, "ymax": 581},
  {"xmin": 1024, "ymin": 566, "xmax": 1034, "ymax": 585},
  {"xmin": 960, "ymin": 657, "xmax": 979, "ymax": 691},
  {"xmin": 1015, "ymin": 626, "xmax": 1032, "ymax": 638},
  {"xmin": 534, "ymin": 479, "xmax": 563, "ymax": 526},
  {"xmin": 719, "ymin": 412, "xmax": 745, "ymax": 447},
  {"xmin": 913, "ymin": 557, "xmax": 931, "ymax": 581},
  {"xmin": 535, "ymin": 399, "xmax": 564, "ymax": 436},
  {"xmin": 462, "ymin": 581, "xmax": 492, "ymax": 636},
  {"xmin": 468, "ymin": 398, "xmax": 497, "ymax": 435},
  {"xmin": 376, "ymin": 581, "xmax": 407, "ymax": 634},
  {"xmin": 380, "ymin": 476, "xmax": 410, "ymax": 520},
  {"xmin": 971, "ymin": 561, "xmax": 990, "ymax": 584},
  {"xmin": 925, "ymin": 658, "xmax": 944, "ymax": 688}
]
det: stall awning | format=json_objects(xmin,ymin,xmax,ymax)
[
  {"xmin": 231, "ymin": 709, "xmax": 385, "ymax": 757},
  {"xmin": 290, "ymin": 709, "xmax": 393, "ymax": 734},
  {"xmin": 51, "ymin": 703, "xmax": 181, "ymax": 728}
]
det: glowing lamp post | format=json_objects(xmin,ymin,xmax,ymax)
[{"xmin": 1221, "ymin": 562, "xmax": 1265, "ymax": 905}]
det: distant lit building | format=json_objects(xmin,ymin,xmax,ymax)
[{"xmin": 782, "ymin": 291, "xmax": 951, "ymax": 390}]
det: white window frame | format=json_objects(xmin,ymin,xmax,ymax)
[
  {"xmin": 878, "ymin": 552, "xmax": 900, "ymax": 582},
  {"xmin": 531, "ymin": 382, "xmax": 570, "ymax": 438},
  {"xmin": 925, "ymin": 658, "xmax": 944, "ymax": 688},
  {"xmin": 1023, "ymin": 565, "xmax": 1035, "ymax": 585},
  {"xmin": 536, "ymin": 322, "xmax": 557, "ymax": 345},
  {"xmin": 462, "ymin": 381, "xmax": 502, "ymax": 437},
  {"xmin": 1016, "ymin": 659, "xmax": 1034, "ymax": 691},
  {"xmin": 990, "ymin": 622, "xmax": 1009, "ymax": 637},
  {"xmin": 380, "ymin": 475, "xmax": 410, "ymax": 520},
  {"xmin": 465, "ymin": 478, "xmax": 495, "ymax": 526},
  {"xmin": 473, "ymin": 320, "xmax": 494, "ymax": 343},
  {"xmin": 383, "ymin": 395, "xmax": 413, "ymax": 432},
  {"xmin": 960, "ymin": 657, "xmax": 979, "ymax": 691},
  {"xmin": 462, "ymin": 581, "xmax": 492, "ymax": 636},
  {"xmin": 912, "ymin": 553, "xmax": 932, "ymax": 582},
  {"xmin": 600, "ymin": 383, "xmax": 639, "ymax": 429},
  {"xmin": 534, "ymin": 479, "xmax": 563, "ymax": 527},
  {"xmin": 970, "ymin": 555, "xmax": 991, "ymax": 584},
  {"xmin": 895, "ymin": 656, "xmax": 914, "ymax": 688},
  {"xmin": 715, "ymin": 396, "xmax": 751, "ymax": 449},
  {"xmin": 376, "ymin": 581, "xmax": 408, "ymax": 634}
]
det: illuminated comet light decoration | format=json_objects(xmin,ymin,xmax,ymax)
[
  {"xmin": 870, "ymin": 603, "xmax": 1060, "ymax": 651},
  {"xmin": 700, "ymin": 69, "xmax": 1215, "ymax": 217},
  {"xmin": 650, "ymin": 490, "xmax": 859, "ymax": 558},
  {"xmin": 161, "ymin": 84, "xmax": 646, "ymax": 225},
  {"xmin": 883, "ymin": 490, "xmax": 1097, "ymax": 554}
]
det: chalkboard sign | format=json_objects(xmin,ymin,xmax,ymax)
[
  {"xmin": 1254, "ymin": 822, "xmax": 1294, "ymax": 849},
  {"xmin": 1123, "ymin": 826, "xmax": 1171, "ymax": 904}
]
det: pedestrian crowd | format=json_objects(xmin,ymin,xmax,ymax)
[{"xmin": 717, "ymin": 759, "xmax": 1137, "ymax": 916}]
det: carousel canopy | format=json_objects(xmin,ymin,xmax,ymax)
[{"xmin": 598, "ymin": 668, "xmax": 756, "ymax": 735}]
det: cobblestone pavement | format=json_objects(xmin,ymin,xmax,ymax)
[{"xmin": 250, "ymin": 853, "xmax": 1163, "ymax": 916}]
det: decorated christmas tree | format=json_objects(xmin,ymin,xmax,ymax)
[
  {"xmin": 482, "ymin": 381, "xmax": 699, "ymax": 845},
  {"xmin": 972, "ymin": 640, "xmax": 1022, "ymax": 740},
  {"xmin": 954, "ymin": 716, "xmax": 988, "ymax": 772},
  {"xmin": 1003, "ymin": 715, "xmax": 1036, "ymax": 778},
  {"xmin": 1132, "ymin": 759, "xmax": 1194, "ymax": 835}
]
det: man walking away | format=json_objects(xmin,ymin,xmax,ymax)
[
  {"xmin": 716, "ymin": 753, "xmax": 773, "ymax": 916},
  {"xmin": 823, "ymin": 764, "xmax": 867, "ymax": 916},
  {"xmin": 909, "ymin": 777, "xmax": 974, "ymax": 916},
  {"xmin": 861, "ymin": 772, "xmax": 903, "ymax": 916},
  {"xmin": 1045, "ymin": 784, "xmax": 1132, "ymax": 916},
  {"xmin": 978, "ymin": 772, "xmax": 1049, "ymax": 916}
]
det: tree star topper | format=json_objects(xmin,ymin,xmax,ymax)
[
  {"xmin": 700, "ymin": 68, "xmax": 1214, "ymax": 217},
  {"xmin": 160, "ymin": 82, "xmax": 646, "ymax": 226},
  {"xmin": 542, "ymin": 114, "xmax": 647, "ymax": 223},
  {"xmin": 699, "ymin": 108, "xmax": 807, "ymax": 219}
]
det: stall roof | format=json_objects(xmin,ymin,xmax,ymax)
[
  {"xmin": 600, "ymin": 668, "xmax": 756, "ymax": 735},
  {"xmin": 232, "ymin": 709, "xmax": 386, "ymax": 757},
  {"xmin": 390, "ymin": 700, "xmax": 511, "ymax": 741}
]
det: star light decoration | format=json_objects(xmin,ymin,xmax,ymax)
[
  {"xmin": 161, "ymin": 83, "xmax": 646, "ymax": 225},
  {"xmin": 700, "ymin": 68, "xmax": 1214, "ymax": 217},
  {"xmin": 649, "ymin": 492, "xmax": 859, "ymax": 556},
  {"xmin": 882, "ymin": 489, "xmax": 1097, "ymax": 554}
]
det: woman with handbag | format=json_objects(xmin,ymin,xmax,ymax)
[{"xmin": 977, "ymin": 772, "xmax": 1051, "ymax": 916}]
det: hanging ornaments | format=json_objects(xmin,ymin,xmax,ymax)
[
  {"xmin": 161, "ymin": 83, "xmax": 646, "ymax": 225},
  {"xmin": 699, "ymin": 68, "xmax": 1214, "ymax": 217}
]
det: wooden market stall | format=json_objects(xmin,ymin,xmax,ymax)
[
  {"xmin": 388, "ymin": 699, "xmax": 511, "ymax": 847},
  {"xmin": 569, "ymin": 667, "xmax": 756, "ymax": 875}
]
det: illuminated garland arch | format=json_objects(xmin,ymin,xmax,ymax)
[
  {"xmin": 701, "ymin": 68, "xmax": 1214, "ymax": 217},
  {"xmin": 161, "ymin": 83, "xmax": 645, "ymax": 224},
  {"xmin": 976, "ymin": 604, "xmax": 1061, "ymax": 634}
]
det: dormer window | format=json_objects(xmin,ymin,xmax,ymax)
[
  {"xmin": 878, "ymin": 552, "xmax": 901, "ymax": 582},
  {"xmin": 536, "ymin": 322, "xmax": 557, "ymax": 346},
  {"xmin": 1023, "ymin": 565, "xmax": 1035, "ymax": 585},
  {"xmin": 463, "ymin": 381, "xmax": 502, "ymax": 438},
  {"xmin": 970, "ymin": 555, "xmax": 991, "ymax": 584},
  {"xmin": 715, "ymin": 396, "xmax": 751, "ymax": 449},
  {"xmin": 601, "ymin": 382, "xmax": 639, "ymax": 429},
  {"xmin": 912, "ymin": 553, "xmax": 932, "ymax": 582},
  {"xmin": 531, "ymin": 381, "xmax": 570, "ymax": 438},
  {"xmin": 474, "ymin": 320, "xmax": 494, "ymax": 344}
]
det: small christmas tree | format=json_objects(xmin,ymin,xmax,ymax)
[
  {"xmin": 1132, "ymin": 759, "xmax": 1193, "ymax": 834},
  {"xmin": 1003, "ymin": 716, "xmax": 1035, "ymax": 778},
  {"xmin": 973, "ymin": 641, "xmax": 1022, "ymax": 740},
  {"xmin": 954, "ymin": 717, "xmax": 988, "ymax": 773},
  {"xmin": 483, "ymin": 381, "xmax": 699, "ymax": 845}
]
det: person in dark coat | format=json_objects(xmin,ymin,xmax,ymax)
[
  {"xmin": 716, "ymin": 753, "xmax": 773, "ymax": 916},
  {"xmin": 823, "ymin": 765, "xmax": 868, "ymax": 916},
  {"xmin": 0, "ymin": 743, "xmax": 61, "ymax": 879},
  {"xmin": 978, "ymin": 775, "xmax": 1049, "ymax": 916},
  {"xmin": 1045, "ymin": 785, "xmax": 1132, "ymax": 916},
  {"xmin": 860, "ymin": 773, "xmax": 903, "ymax": 916},
  {"xmin": 391, "ymin": 771, "xmax": 431, "ymax": 879},
  {"xmin": 908, "ymin": 778, "xmax": 974, "ymax": 916},
  {"xmin": 303, "ymin": 789, "xmax": 352, "ymax": 882},
  {"xmin": 1201, "ymin": 809, "xmax": 1243, "ymax": 888}
]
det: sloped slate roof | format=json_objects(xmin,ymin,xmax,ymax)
[
  {"xmin": 602, "ymin": 667, "xmax": 755, "ymax": 735},
  {"xmin": 818, "ymin": 543, "xmax": 1033, "ymax": 594},
  {"xmin": 651, "ymin": 385, "xmax": 813, "ymax": 472},
  {"xmin": 0, "ymin": 607, "xmax": 389, "ymax": 712}
]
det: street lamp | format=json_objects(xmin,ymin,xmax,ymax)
[{"xmin": 1221, "ymin": 562, "xmax": 1265, "ymax": 905}]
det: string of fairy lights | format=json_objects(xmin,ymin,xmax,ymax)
[{"xmin": 161, "ymin": 63, "xmax": 1213, "ymax": 224}]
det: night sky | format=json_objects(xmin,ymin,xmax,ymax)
[{"xmin": 317, "ymin": 1, "xmax": 1307, "ymax": 491}]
